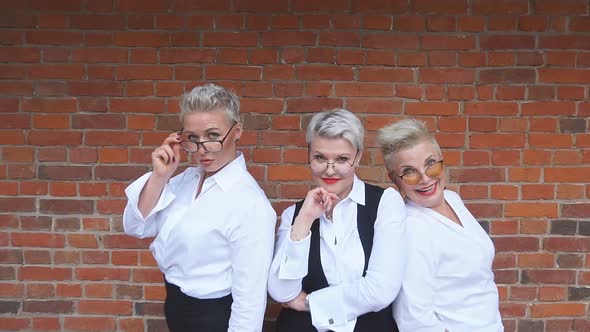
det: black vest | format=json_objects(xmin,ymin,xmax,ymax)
[{"xmin": 275, "ymin": 183, "xmax": 399, "ymax": 332}]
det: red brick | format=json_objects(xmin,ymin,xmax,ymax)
[
  {"xmin": 481, "ymin": 35, "xmax": 536, "ymax": 49},
  {"xmin": 32, "ymin": 316, "xmax": 60, "ymax": 330},
  {"xmin": 520, "ymin": 219, "xmax": 548, "ymax": 235},
  {"xmin": 39, "ymin": 199, "xmax": 94, "ymax": 214},
  {"xmin": 50, "ymin": 182, "xmax": 77, "ymax": 197},
  {"xmin": 491, "ymin": 150, "xmax": 520, "ymax": 166},
  {"xmin": 488, "ymin": 17, "xmax": 517, "ymax": 31},
  {"xmin": 114, "ymin": 31, "xmax": 169, "ymax": 47},
  {"xmin": 30, "ymin": 114, "xmax": 69, "ymax": 130},
  {"xmin": 539, "ymin": 286, "xmax": 568, "ymax": 301},
  {"xmin": 405, "ymin": 102, "xmax": 458, "ymax": 116},
  {"xmin": 268, "ymin": 165, "xmax": 310, "ymax": 180},
  {"xmin": 286, "ymin": 98, "xmax": 342, "ymax": 113},
  {"xmin": 500, "ymin": 303, "xmax": 527, "ymax": 317},
  {"xmin": 519, "ymin": 253, "xmax": 555, "ymax": 268},
  {"xmin": 470, "ymin": 134, "xmax": 525, "ymax": 148},
  {"xmin": 349, "ymin": 0, "xmax": 407, "ymax": 12},
  {"xmin": 305, "ymin": 48, "xmax": 336, "ymax": 64},
  {"xmin": 414, "ymin": 0, "xmax": 467, "ymax": 13},
  {"xmin": 20, "ymin": 267, "xmax": 71, "ymax": 281},
  {"xmin": 490, "ymin": 185, "xmax": 518, "ymax": 200},
  {"xmin": 0, "ymin": 198, "xmax": 35, "ymax": 212},
  {"xmin": 556, "ymin": 185, "xmax": 585, "ymax": 200},
  {"xmin": 335, "ymin": 82, "xmax": 394, "ymax": 97},
  {"xmin": 26, "ymin": 283, "xmax": 56, "ymax": 298},
  {"xmin": 260, "ymin": 31, "xmax": 316, "ymax": 47},
  {"xmin": 22, "ymin": 98, "xmax": 77, "ymax": 113},
  {"xmin": 292, "ymin": 65, "xmax": 354, "ymax": 81},
  {"xmin": 289, "ymin": 0, "xmax": 347, "ymax": 12},
  {"xmin": 204, "ymin": 65, "xmax": 261, "ymax": 80},
  {"xmin": 458, "ymin": 102, "xmax": 509, "ymax": 117},
  {"xmin": 64, "ymin": 317, "xmax": 116, "ymax": 331},
  {"xmin": 539, "ymin": 68, "xmax": 590, "ymax": 84},
  {"xmin": 535, "ymin": 0, "xmax": 588, "ymax": 14},
  {"xmin": 522, "ymin": 101, "xmax": 576, "ymax": 116},
  {"xmin": 0, "ymin": 181, "xmax": 18, "ymax": 196},
  {"xmin": 483, "ymin": 69, "xmax": 533, "ymax": 84},
  {"xmin": 357, "ymin": 67, "xmax": 414, "ymax": 82},
  {"xmin": 469, "ymin": 117, "xmax": 498, "ymax": 132},
  {"xmin": 362, "ymin": 33, "xmax": 419, "ymax": 49},
  {"xmin": 419, "ymin": 68, "xmax": 474, "ymax": 83},
  {"xmin": 531, "ymin": 303, "xmax": 586, "ymax": 317},
  {"xmin": 510, "ymin": 286, "xmax": 537, "ymax": 300},
  {"xmin": 117, "ymin": 65, "xmax": 172, "ymax": 80},
  {"xmin": 26, "ymin": 31, "xmax": 83, "ymax": 46},
  {"xmin": 473, "ymin": 0, "xmax": 529, "ymax": 14},
  {"xmin": 348, "ymin": 99, "xmax": 403, "ymax": 115},
  {"xmin": 528, "ymin": 134, "xmax": 573, "ymax": 148},
  {"xmin": 2, "ymin": 146, "xmax": 33, "ymax": 162},
  {"xmin": 79, "ymin": 299, "xmax": 132, "ymax": 315},
  {"xmin": 490, "ymin": 219, "xmax": 518, "ymax": 235},
  {"xmin": 505, "ymin": 203, "xmax": 558, "ymax": 218},
  {"xmin": 69, "ymin": 81, "xmax": 123, "ymax": 97}
]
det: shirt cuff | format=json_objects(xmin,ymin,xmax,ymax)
[
  {"xmin": 276, "ymin": 227, "xmax": 311, "ymax": 280},
  {"xmin": 124, "ymin": 172, "xmax": 175, "ymax": 221},
  {"xmin": 308, "ymin": 287, "xmax": 347, "ymax": 329}
]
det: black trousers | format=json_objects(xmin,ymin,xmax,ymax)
[
  {"xmin": 276, "ymin": 305, "xmax": 398, "ymax": 332},
  {"xmin": 164, "ymin": 279, "xmax": 232, "ymax": 332}
]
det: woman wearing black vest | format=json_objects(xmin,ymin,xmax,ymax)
[{"xmin": 268, "ymin": 109, "xmax": 406, "ymax": 332}]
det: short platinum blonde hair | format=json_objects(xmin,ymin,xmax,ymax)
[
  {"xmin": 377, "ymin": 118, "xmax": 441, "ymax": 172},
  {"xmin": 306, "ymin": 108, "xmax": 364, "ymax": 151},
  {"xmin": 179, "ymin": 84, "xmax": 240, "ymax": 124}
]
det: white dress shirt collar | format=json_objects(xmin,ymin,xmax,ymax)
[
  {"xmin": 343, "ymin": 174, "xmax": 365, "ymax": 206},
  {"xmin": 195, "ymin": 152, "xmax": 246, "ymax": 192}
]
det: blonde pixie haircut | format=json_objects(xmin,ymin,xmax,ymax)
[
  {"xmin": 179, "ymin": 84, "xmax": 240, "ymax": 125},
  {"xmin": 377, "ymin": 118, "xmax": 441, "ymax": 173}
]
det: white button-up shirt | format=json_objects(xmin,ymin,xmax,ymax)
[
  {"xmin": 268, "ymin": 176, "xmax": 407, "ymax": 332},
  {"xmin": 393, "ymin": 190, "xmax": 503, "ymax": 332},
  {"xmin": 123, "ymin": 153, "xmax": 276, "ymax": 332}
]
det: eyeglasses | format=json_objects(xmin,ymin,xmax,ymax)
[
  {"xmin": 178, "ymin": 122, "xmax": 236, "ymax": 153},
  {"xmin": 309, "ymin": 151, "xmax": 358, "ymax": 174},
  {"xmin": 395, "ymin": 160, "xmax": 444, "ymax": 185}
]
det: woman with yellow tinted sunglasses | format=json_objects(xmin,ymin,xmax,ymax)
[{"xmin": 378, "ymin": 118, "xmax": 503, "ymax": 332}]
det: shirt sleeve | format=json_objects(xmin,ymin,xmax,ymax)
[
  {"xmin": 227, "ymin": 199, "xmax": 277, "ymax": 332},
  {"xmin": 393, "ymin": 211, "xmax": 446, "ymax": 332},
  {"xmin": 267, "ymin": 204, "xmax": 313, "ymax": 303},
  {"xmin": 308, "ymin": 188, "xmax": 407, "ymax": 329},
  {"xmin": 122, "ymin": 171, "xmax": 176, "ymax": 239}
]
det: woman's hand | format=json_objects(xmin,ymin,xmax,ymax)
[
  {"xmin": 281, "ymin": 291, "xmax": 309, "ymax": 312},
  {"xmin": 150, "ymin": 132, "xmax": 182, "ymax": 182},
  {"xmin": 298, "ymin": 187, "xmax": 340, "ymax": 223},
  {"xmin": 290, "ymin": 187, "xmax": 340, "ymax": 241}
]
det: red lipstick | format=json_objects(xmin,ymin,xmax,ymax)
[{"xmin": 322, "ymin": 178, "xmax": 340, "ymax": 184}]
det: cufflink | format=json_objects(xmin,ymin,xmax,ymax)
[{"xmin": 328, "ymin": 318, "xmax": 334, "ymax": 325}]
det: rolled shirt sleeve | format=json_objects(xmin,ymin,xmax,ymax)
[{"xmin": 123, "ymin": 171, "xmax": 176, "ymax": 239}]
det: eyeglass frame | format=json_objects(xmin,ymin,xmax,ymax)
[
  {"xmin": 178, "ymin": 122, "xmax": 237, "ymax": 153},
  {"xmin": 392, "ymin": 160, "xmax": 445, "ymax": 185},
  {"xmin": 308, "ymin": 149, "xmax": 360, "ymax": 173}
]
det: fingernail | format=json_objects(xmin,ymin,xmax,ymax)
[{"xmin": 173, "ymin": 157, "xmax": 176, "ymax": 162}]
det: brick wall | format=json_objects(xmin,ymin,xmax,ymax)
[{"xmin": 1, "ymin": 0, "xmax": 589, "ymax": 331}]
